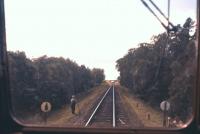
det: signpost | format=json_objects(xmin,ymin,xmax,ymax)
[
  {"xmin": 160, "ymin": 100, "xmax": 170, "ymax": 127},
  {"xmin": 41, "ymin": 101, "xmax": 52, "ymax": 124}
]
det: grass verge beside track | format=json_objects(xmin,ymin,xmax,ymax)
[{"xmin": 117, "ymin": 85, "xmax": 163, "ymax": 127}]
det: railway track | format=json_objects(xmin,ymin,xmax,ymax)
[{"xmin": 84, "ymin": 85, "xmax": 132, "ymax": 128}]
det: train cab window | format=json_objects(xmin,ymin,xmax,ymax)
[{"xmin": 2, "ymin": 0, "xmax": 199, "ymax": 133}]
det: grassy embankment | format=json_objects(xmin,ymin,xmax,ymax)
[
  {"xmin": 118, "ymin": 85, "xmax": 163, "ymax": 127},
  {"xmin": 47, "ymin": 82, "xmax": 110, "ymax": 126}
]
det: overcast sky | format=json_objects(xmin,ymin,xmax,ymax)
[{"xmin": 5, "ymin": 0, "xmax": 196, "ymax": 80}]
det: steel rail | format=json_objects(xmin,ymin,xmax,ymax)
[
  {"xmin": 85, "ymin": 86, "xmax": 112, "ymax": 127},
  {"xmin": 112, "ymin": 85, "xmax": 116, "ymax": 127}
]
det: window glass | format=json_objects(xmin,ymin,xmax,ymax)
[{"xmin": 5, "ymin": 0, "xmax": 197, "ymax": 128}]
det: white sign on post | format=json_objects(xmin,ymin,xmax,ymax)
[
  {"xmin": 41, "ymin": 101, "xmax": 52, "ymax": 113},
  {"xmin": 160, "ymin": 101, "xmax": 170, "ymax": 111}
]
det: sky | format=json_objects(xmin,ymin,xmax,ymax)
[{"xmin": 4, "ymin": 0, "xmax": 196, "ymax": 80}]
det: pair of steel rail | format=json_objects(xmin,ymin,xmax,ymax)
[{"xmin": 85, "ymin": 85, "xmax": 116, "ymax": 127}]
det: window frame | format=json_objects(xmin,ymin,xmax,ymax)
[
  {"xmin": 0, "ymin": 0, "xmax": 200, "ymax": 133},
  {"xmin": 197, "ymin": 0, "xmax": 200, "ymax": 129}
]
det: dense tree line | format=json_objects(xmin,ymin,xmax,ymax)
[
  {"xmin": 116, "ymin": 18, "xmax": 196, "ymax": 121},
  {"xmin": 8, "ymin": 52, "xmax": 105, "ymax": 116}
]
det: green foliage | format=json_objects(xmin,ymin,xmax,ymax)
[
  {"xmin": 116, "ymin": 18, "xmax": 196, "ymax": 121},
  {"xmin": 8, "ymin": 52, "xmax": 105, "ymax": 116},
  {"xmin": 91, "ymin": 68, "xmax": 105, "ymax": 86}
]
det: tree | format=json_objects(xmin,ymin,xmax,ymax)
[
  {"xmin": 8, "ymin": 51, "xmax": 105, "ymax": 117},
  {"xmin": 91, "ymin": 68, "xmax": 105, "ymax": 86},
  {"xmin": 116, "ymin": 18, "xmax": 196, "ymax": 121}
]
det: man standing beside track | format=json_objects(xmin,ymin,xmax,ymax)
[{"xmin": 70, "ymin": 95, "xmax": 77, "ymax": 114}]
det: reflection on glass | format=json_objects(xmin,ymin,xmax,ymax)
[{"xmin": 5, "ymin": 0, "xmax": 196, "ymax": 128}]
